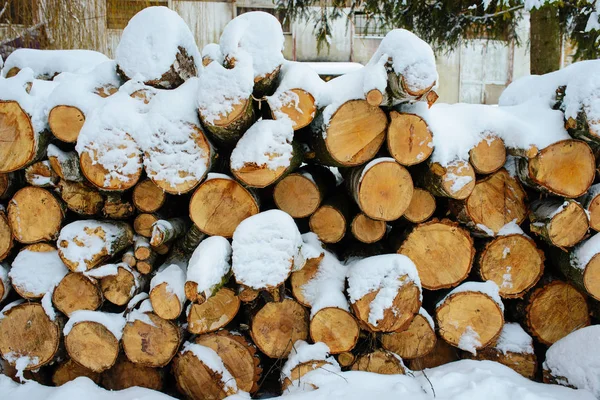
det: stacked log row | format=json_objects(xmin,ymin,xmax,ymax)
[{"xmin": 0, "ymin": 6, "xmax": 599, "ymax": 400}]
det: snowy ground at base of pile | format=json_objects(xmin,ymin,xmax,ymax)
[{"xmin": 0, "ymin": 360, "xmax": 592, "ymax": 399}]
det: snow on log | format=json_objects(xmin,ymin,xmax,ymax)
[
  {"xmin": 350, "ymin": 350, "xmax": 406, "ymax": 375},
  {"xmin": 464, "ymin": 322, "xmax": 537, "ymax": 380},
  {"xmin": 387, "ymin": 111, "xmax": 434, "ymax": 166},
  {"xmin": 220, "ymin": 11, "xmax": 285, "ymax": 96},
  {"xmin": 398, "ymin": 219, "xmax": 474, "ymax": 290},
  {"xmin": 24, "ymin": 160, "xmax": 59, "ymax": 187},
  {"xmin": 402, "ymin": 187, "xmax": 436, "ymax": 224},
  {"xmin": 232, "ymin": 209, "xmax": 304, "ymax": 290},
  {"xmin": 543, "ymin": 325, "xmax": 600, "ymax": 396},
  {"xmin": 418, "ymin": 160, "xmax": 476, "ymax": 200},
  {"xmin": 150, "ymin": 218, "xmax": 188, "ymax": 248},
  {"xmin": 281, "ymin": 341, "xmax": 340, "ymax": 392},
  {"xmin": 469, "ymin": 135, "xmax": 507, "ymax": 175},
  {"xmin": 290, "ymin": 233, "xmax": 326, "ymax": 306},
  {"xmin": 184, "ymin": 236, "xmax": 231, "ymax": 303},
  {"xmin": 449, "ymin": 168, "xmax": 527, "ymax": 237},
  {"xmin": 231, "ymin": 119, "xmax": 301, "ymax": 188},
  {"xmin": 554, "ymin": 232, "xmax": 600, "ymax": 301},
  {"xmin": 63, "ymin": 310, "xmax": 126, "ymax": 372},
  {"xmin": 201, "ymin": 43, "xmax": 222, "ymax": 67},
  {"xmin": 9, "ymin": 243, "xmax": 68, "ymax": 300},
  {"xmin": 0, "ymin": 210, "xmax": 13, "ymax": 262},
  {"xmin": 52, "ymin": 358, "xmax": 101, "ymax": 387},
  {"xmin": 116, "ymin": 6, "xmax": 200, "ymax": 89},
  {"xmin": 347, "ymin": 254, "xmax": 422, "ymax": 332},
  {"xmin": 529, "ymin": 198, "xmax": 589, "ymax": 248},
  {"xmin": 7, "ymin": 186, "xmax": 64, "ymax": 244},
  {"xmin": 435, "ymin": 281, "xmax": 505, "ymax": 353},
  {"xmin": 52, "ymin": 272, "xmax": 102, "ymax": 316},
  {"xmin": 149, "ymin": 261, "xmax": 186, "ymax": 320},
  {"xmin": 380, "ymin": 308, "xmax": 437, "ymax": 360},
  {"xmin": 186, "ymin": 287, "xmax": 240, "ymax": 335},
  {"xmin": 132, "ymin": 179, "xmax": 166, "ymax": 213},
  {"xmin": 47, "ymin": 144, "xmax": 84, "ymax": 182},
  {"xmin": 347, "ymin": 157, "xmax": 413, "ymax": 221},
  {"xmin": 57, "ymin": 220, "xmax": 134, "ymax": 272}
]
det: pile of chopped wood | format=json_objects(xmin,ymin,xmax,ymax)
[{"xmin": 0, "ymin": 6, "xmax": 599, "ymax": 399}]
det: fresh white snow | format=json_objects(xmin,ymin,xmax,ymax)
[
  {"xmin": 437, "ymin": 281, "xmax": 504, "ymax": 313},
  {"xmin": 187, "ymin": 236, "xmax": 232, "ymax": 300},
  {"xmin": 9, "ymin": 246, "xmax": 68, "ymax": 297},
  {"xmin": 494, "ymin": 323, "xmax": 534, "ymax": 355},
  {"xmin": 64, "ymin": 310, "xmax": 126, "ymax": 341},
  {"xmin": 1, "ymin": 49, "xmax": 109, "ymax": 78}
]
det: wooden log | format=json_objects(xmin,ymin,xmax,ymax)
[
  {"xmin": 0, "ymin": 210, "xmax": 14, "ymax": 262},
  {"xmin": 190, "ymin": 174, "xmax": 259, "ymax": 238},
  {"xmin": 309, "ymin": 194, "xmax": 351, "ymax": 244},
  {"xmin": 238, "ymin": 285, "xmax": 260, "ymax": 303},
  {"xmin": 347, "ymin": 158, "xmax": 414, "ymax": 221},
  {"xmin": 250, "ymin": 298, "xmax": 309, "ymax": 359},
  {"xmin": 122, "ymin": 248, "xmax": 136, "ymax": 268},
  {"xmin": 529, "ymin": 198, "xmax": 589, "ymax": 248},
  {"xmin": 515, "ymin": 139, "xmax": 595, "ymax": 198},
  {"xmin": 0, "ymin": 100, "xmax": 50, "ymax": 173},
  {"xmin": 309, "ymin": 100, "xmax": 387, "ymax": 167},
  {"xmin": 350, "ymin": 350, "xmax": 406, "ymax": 374},
  {"xmin": 102, "ymin": 193, "xmax": 135, "ymax": 220},
  {"xmin": 150, "ymin": 218, "xmax": 188, "ymax": 247},
  {"xmin": 435, "ymin": 281, "xmax": 505, "ymax": 352},
  {"xmin": 102, "ymin": 357, "xmax": 164, "ymax": 391},
  {"xmin": 150, "ymin": 261, "xmax": 187, "ymax": 320},
  {"xmin": 199, "ymin": 96, "xmax": 255, "ymax": 148},
  {"xmin": 407, "ymin": 336, "xmax": 459, "ymax": 371},
  {"xmin": 57, "ymin": 220, "xmax": 134, "ymax": 272},
  {"xmin": 273, "ymin": 165, "xmax": 336, "ymax": 218},
  {"xmin": 0, "ymin": 172, "xmax": 21, "ymax": 200},
  {"xmin": 449, "ymin": 168, "xmax": 527, "ymax": 236},
  {"xmin": 387, "ymin": 111, "xmax": 433, "ymax": 166},
  {"xmin": 566, "ymin": 108, "xmax": 600, "ymax": 146},
  {"xmin": 187, "ymin": 288, "xmax": 240, "ymax": 334},
  {"xmin": 91, "ymin": 264, "xmax": 144, "ymax": 307},
  {"xmin": 578, "ymin": 183, "xmax": 600, "ymax": 232},
  {"xmin": 337, "ymin": 352, "xmax": 356, "ymax": 368},
  {"xmin": 281, "ymin": 342, "xmax": 338, "ymax": 392},
  {"xmin": 8, "ymin": 186, "xmax": 64, "ymax": 244},
  {"xmin": 134, "ymin": 213, "xmax": 160, "ymax": 238},
  {"xmin": 195, "ymin": 331, "xmax": 261, "ymax": 394},
  {"xmin": 513, "ymin": 279, "xmax": 589, "ymax": 345},
  {"xmin": 47, "ymin": 145, "xmax": 84, "ymax": 182},
  {"xmin": 310, "ymin": 307, "xmax": 360, "ymax": 354},
  {"xmin": 402, "ymin": 188, "xmax": 436, "ymax": 223},
  {"xmin": 57, "ymin": 180, "xmax": 104, "ymax": 216},
  {"xmin": 554, "ymin": 234, "xmax": 600, "ymax": 301},
  {"xmin": 268, "ymin": 88, "xmax": 317, "ymax": 130},
  {"xmin": 48, "ymin": 106, "xmax": 85, "ymax": 143},
  {"xmin": 134, "ymin": 235, "xmax": 153, "ymax": 261},
  {"xmin": 469, "ymin": 136, "xmax": 507, "ymax": 174},
  {"xmin": 478, "ymin": 233, "xmax": 545, "ymax": 299},
  {"xmin": 0, "ymin": 263, "xmax": 9, "ymax": 302},
  {"xmin": 24, "ymin": 160, "xmax": 59, "ymax": 187},
  {"xmin": 419, "ymin": 160, "xmax": 476, "ymax": 200},
  {"xmin": 380, "ymin": 309, "xmax": 437, "ymax": 360},
  {"xmin": 398, "ymin": 219, "xmax": 474, "ymax": 290},
  {"xmin": 52, "ymin": 359, "xmax": 101, "ymax": 386},
  {"xmin": 132, "ymin": 179, "xmax": 166, "ymax": 213},
  {"xmin": 53, "ymin": 272, "xmax": 103, "ymax": 316},
  {"xmin": 351, "ymin": 213, "xmax": 386, "ymax": 244},
  {"xmin": 185, "ymin": 236, "xmax": 232, "ymax": 303},
  {"xmin": 289, "ymin": 250, "xmax": 325, "ymax": 307},
  {"xmin": 0, "ymin": 302, "xmax": 61, "ymax": 370}
]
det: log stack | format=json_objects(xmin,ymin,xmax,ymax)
[{"xmin": 0, "ymin": 6, "xmax": 599, "ymax": 399}]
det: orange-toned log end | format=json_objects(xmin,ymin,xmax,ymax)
[
  {"xmin": 309, "ymin": 205, "xmax": 346, "ymax": 244},
  {"xmin": 150, "ymin": 282, "xmax": 184, "ymax": 321},
  {"xmin": 351, "ymin": 278, "xmax": 421, "ymax": 332},
  {"xmin": 351, "ymin": 213, "xmax": 386, "ymax": 243},
  {"xmin": 52, "ymin": 359, "xmax": 101, "ymax": 386},
  {"xmin": 479, "ymin": 234, "xmax": 544, "ymax": 299},
  {"xmin": 100, "ymin": 266, "xmax": 137, "ymax": 306},
  {"xmin": 174, "ymin": 349, "xmax": 238, "ymax": 400},
  {"xmin": 102, "ymin": 357, "xmax": 164, "ymax": 391},
  {"xmin": 464, "ymin": 347, "xmax": 537, "ymax": 380},
  {"xmin": 403, "ymin": 188, "xmax": 436, "ymax": 223},
  {"xmin": 8, "ymin": 186, "xmax": 64, "ymax": 244},
  {"xmin": 547, "ymin": 202, "xmax": 589, "ymax": 248},
  {"xmin": 469, "ymin": 136, "xmax": 507, "ymax": 175},
  {"xmin": 407, "ymin": 338, "xmax": 459, "ymax": 371},
  {"xmin": 525, "ymin": 281, "xmax": 590, "ymax": 345},
  {"xmin": 232, "ymin": 164, "xmax": 287, "ymax": 189},
  {"xmin": 269, "ymin": 89, "xmax": 317, "ymax": 130},
  {"xmin": 251, "ymin": 299, "xmax": 309, "ymax": 359},
  {"xmin": 399, "ymin": 220, "xmax": 474, "ymax": 290},
  {"xmin": 587, "ymin": 193, "xmax": 600, "ymax": 232},
  {"xmin": 190, "ymin": 177, "xmax": 259, "ymax": 238},
  {"xmin": 273, "ymin": 173, "xmax": 322, "ymax": 218},
  {"xmin": 0, "ymin": 303, "xmax": 60, "ymax": 370},
  {"xmin": 290, "ymin": 254, "xmax": 324, "ymax": 307},
  {"xmin": 527, "ymin": 139, "xmax": 595, "ymax": 198},
  {"xmin": 439, "ymin": 161, "xmax": 476, "ymax": 200},
  {"xmin": 238, "ymin": 285, "xmax": 260, "ymax": 303},
  {"xmin": 64, "ymin": 321, "xmax": 120, "ymax": 373},
  {"xmin": 380, "ymin": 313, "xmax": 437, "ymax": 360},
  {"xmin": 53, "ymin": 272, "xmax": 103, "ymax": 316},
  {"xmin": 387, "ymin": 112, "xmax": 433, "ymax": 166},
  {"xmin": 186, "ymin": 288, "xmax": 240, "ymax": 334},
  {"xmin": 281, "ymin": 359, "xmax": 332, "ymax": 392},
  {"xmin": 366, "ymin": 89, "xmax": 384, "ymax": 107},
  {"xmin": 583, "ymin": 254, "xmax": 600, "ymax": 301},
  {"xmin": 134, "ymin": 213, "xmax": 160, "ymax": 238},
  {"xmin": 0, "ymin": 211, "xmax": 13, "ymax": 261},
  {"xmin": 0, "ymin": 100, "xmax": 37, "ymax": 173},
  {"xmin": 350, "ymin": 350, "xmax": 406, "ymax": 374},
  {"xmin": 48, "ymin": 105, "xmax": 85, "ymax": 143},
  {"xmin": 436, "ymin": 292, "xmax": 504, "ymax": 351},
  {"xmin": 132, "ymin": 179, "xmax": 166, "ymax": 213},
  {"xmin": 122, "ymin": 312, "xmax": 180, "ymax": 367},
  {"xmin": 195, "ymin": 331, "xmax": 262, "ymax": 394},
  {"xmin": 310, "ymin": 307, "xmax": 360, "ymax": 354},
  {"xmin": 337, "ymin": 352, "xmax": 356, "ymax": 368}
]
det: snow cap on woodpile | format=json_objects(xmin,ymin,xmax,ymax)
[
  {"xmin": 116, "ymin": 6, "xmax": 201, "ymax": 86},
  {"xmin": 201, "ymin": 43, "xmax": 223, "ymax": 65},
  {"xmin": 64, "ymin": 310, "xmax": 126, "ymax": 341},
  {"xmin": 281, "ymin": 340, "xmax": 340, "ymax": 384},
  {"xmin": 494, "ymin": 322, "xmax": 534, "ymax": 355},
  {"xmin": 187, "ymin": 236, "xmax": 232, "ymax": 300},
  {"xmin": 232, "ymin": 209, "xmax": 304, "ymax": 290},
  {"xmin": 9, "ymin": 245, "xmax": 68, "ymax": 298}
]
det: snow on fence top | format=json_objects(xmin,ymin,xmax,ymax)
[
  {"xmin": 1, "ymin": 49, "xmax": 109, "ymax": 79},
  {"xmin": 115, "ymin": 6, "xmax": 201, "ymax": 84}
]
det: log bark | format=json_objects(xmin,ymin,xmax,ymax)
[
  {"xmin": 57, "ymin": 180, "xmax": 104, "ymax": 216},
  {"xmin": 102, "ymin": 357, "xmax": 164, "ymax": 391},
  {"xmin": 449, "ymin": 168, "xmax": 527, "ymax": 236},
  {"xmin": 578, "ymin": 184, "xmax": 600, "ymax": 232},
  {"xmin": 350, "ymin": 350, "xmax": 406, "ymax": 374},
  {"xmin": 24, "ymin": 160, "xmax": 59, "ymax": 187},
  {"xmin": 402, "ymin": 188, "xmax": 436, "ymax": 224},
  {"xmin": 351, "ymin": 213, "xmax": 386, "ymax": 244},
  {"xmin": 122, "ymin": 312, "xmax": 181, "ymax": 367},
  {"xmin": 8, "ymin": 186, "xmax": 64, "ymax": 244},
  {"xmin": 187, "ymin": 288, "xmax": 240, "ymax": 334},
  {"xmin": 380, "ymin": 310, "xmax": 437, "ymax": 360},
  {"xmin": 150, "ymin": 218, "xmax": 189, "ymax": 247},
  {"xmin": 398, "ymin": 219, "xmax": 474, "ymax": 290},
  {"xmin": 309, "ymin": 100, "xmax": 387, "ymax": 167},
  {"xmin": 132, "ymin": 179, "xmax": 166, "ymax": 213},
  {"xmin": 189, "ymin": 175, "xmax": 259, "ymax": 238},
  {"xmin": 102, "ymin": 193, "xmax": 135, "ymax": 220},
  {"xmin": 0, "ymin": 210, "xmax": 13, "ymax": 262},
  {"xmin": 268, "ymin": 88, "xmax": 317, "ymax": 130},
  {"xmin": 418, "ymin": 160, "xmax": 476, "ymax": 200},
  {"xmin": 48, "ymin": 145, "xmax": 84, "ymax": 182},
  {"xmin": 48, "ymin": 106, "xmax": 85, "ymax": 143},
  {"xmin": 387, "ymin": 111, "xmax": 433, "ymax": 166},
  {"xmin": 515, "ymin": 139, "xmax": 595, "ymax": 198},
  {"xmin": 0, "ymin": 172, "xmax": 21, "ymax": 200},
  {"xmin": 468, "ymin": 136, "xmax": 506, "ymax": 175},
  {"xmin": 553, "ymin": 243, "xmax": 600, "ymax": 302},
  {"xmin": 52, "ymin": 359, "xmax": 101, "ymax": 386},
  {"xmin": 347, "ymin": 158, "xmax": 414, "ymax": 221},
  {"xmin": 64, "ymin": 320, "xmax": 121, "ymax": 373},
  {"xmin": 199, "ymin": 97, "xmax": 255, "ymax": 148},
  {"xmin": 53, "ymin": 272, "xmax": 103, "ymax": 316},
  {"xmin": 310, "ymin": 307, "xmax": 360, "ymax": 354},
  {"xmin": 529, "ymin": 198, "xmax": 589, "ymax": 248}
]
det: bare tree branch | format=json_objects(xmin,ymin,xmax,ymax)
[{"xmin": 0, "ymin": 2, "xmax": 9, "ymax": 20}]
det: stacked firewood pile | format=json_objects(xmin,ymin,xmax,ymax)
[{"xmin": 1, "ymin": 5, "xmax": 599, "ymax": 398}]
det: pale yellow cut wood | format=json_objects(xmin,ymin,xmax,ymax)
[
  {"xmin": 132, "ymin": 179, "xmax": 166, "ymax": 213},
  {"xmin": 53, "ymin": 272, "xmax": 102, "ymax": 316},
  {"xmin": 52, "ymin": 359, "xmax": 101, "ymax": 386},
  {"xmin": 65, "ymin": 321, "xmax": 120, "ymax": 372},
  {"xmin": 403, "ymin": 188, "xmax": 436, "ymax": 223},
  {"xmin": 8, "ymin": 186, "xmax": 64, "ymax": 244},
  {"xmin": 380, "ymin": 313, "xmax": 437, "ymax": 359},
  {"xmin": 48, "ymin": 105, "xmax": 85, "ymax": 143},
  {"xmin": 187, "ymin": 288, "xmax": 240, "ymax": 334},
  {"xmin": 102, "ymin": 357, "xmax": 163, "ymax": 391},
  {"xmin": 350, "ymin": 350, "xmax": 406, "ymax": 374},
  {"xmin": 0, "ymin": 211, "xmax": 13, "ymax": 261},
  {"xmin": 100, "ymin": 265, "xmax": 137, "ymax": 306},
  {"xmin": 0, "ymin": 100, "xmax": 37, "ymax": 172},
  {"xmin": 212, "ymin": 99, "xmax": 249, "ymax": 127},
  {"xmin": 269, "ymin": 89, "xmax": 317, "ymax": 130},
  {"xmin": 469, "ymin": 136, "xmax": 506, "ymax": 174},
  {"xmin": 584, "ymin": 254, "xmax": 600, "ymax": 301},
  {"xmin": 273, "ymin": 174, "xmax": 321, "ymax": 218},
  {"xmin": 189, "ymin": 177, "xmax": 259, "ymax": 238},
  {"xmin": 587, "ymin": 194, "xmax": 600, "ymax": 232},
  {"xmin": 309, "ymin": 205, "xmax": 346, "ymax": 243},
  {"xmin": 546, "ymin": 202, "xmax": 589, "ymax": 248},
  {"xmin": 122, "ymin": 312, "xmax": 180, "ymax": 367},
  {"xmin": 351, "ymin": 213, "xmax": 386, "ymax": 243},
  {"xmin": 310, "ymin": 307, "xmax": 360, "ymax": 354},
  {"xmin": 366, "ymin": 89, "xmax": 384, "ymax": 106},
  {"xmin": 387, "ymin": 112, "xmax": 433, "ymax": 166},
  {"xmin": 150, "ymin": 282, "xmax": 183, "ymax": 321},
  {"xmin": 233, "ymin": 164, "xmax": 288, "ymax": 189},
  {"xmin": 134, "ymin": 213, "xmax": 160, "ymax": 238}
]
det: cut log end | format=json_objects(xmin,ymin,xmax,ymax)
[
  {"xmin": 290, "ymin": 254, "xmax": 324, "ymax": 307},
  {"xmin": 403, "ymin": 188, "xmax": 436, "ymax": 223},
  {"xmin": 351, "ymin": 213, "xmax": 386, "ymax": 244},
  {"xmin": 546, "ymin": 201, "xmax": 588, "ymax": 248},
  {"xmin": 309, "ymin": 205, "xmax": 346, "ymax": 244},
  {"xmin": 134, "ymin": 213, "xmax": 160, "ymax": 238},
  {"xmin": 387, "ymin": 112, "xmax": 433, "ymax": 166},
  {"xmin": 273, "ymin": 174, "xmax": 322, "ymax": 218},
  {"xmin": 122, "ymin": 312, "xmax": 180, "ymax": 367},
  {"xmin": 350, "ymin": 350, "xmax": 406, "ymax": 375},
  {"xmin": 583, "ymin": 254, "xmax": 600, "ymax": 301},
  {"xmin": 469, "ymin": 136, "xmax": 507, "ymax": 174},
  {"xmin": 310, "ymin": 307, "xmax": 360, "ymax": 354},
  {"xmin": 133, "ymin": 179, "xmax": 166, "ymax": 213},
  {"xmin": 65, "ymin": 321, "xmax": 120, "ymax": 373},
  {"xmin": 150, "ymin": 282, "xmax": 184, "ymax": 321},
  {"xmin": 100, "ymin": 266, "xmax": 137, "ymax": 306},
  {"xmin": 0, "ymin": 211, "xmax": 13, "ymax": 261},
  {"xmin": 0, "ymin": 100, "xmax": 37, "ymax": 173},
  {"xmin": 407, "ymin": 338, "xmax": 459, "ymax": 371},
  {"xmin": 48, "ymin": 105, "xmax": 85, "ymax": 143},
  {"xmin": 269, "ymin": 88, "xmax": 317, "ymax": 130},
  {"xmin": 8, "ymin": 186, "xmax": 64, "ymax": 244},
  {"xmin": 186, "ymin": 288, "xmax": 240, "ymax": 334},
  {"xmin": 380, "ymin": 313, "xmax": 437, "ymax": 359},
  {"xmin": 53, "ymin": 272, "xmax": 103, "ymax": 316},
  {"xmin": 52, "ymin": 359, "xmax": 101, "ymax": 386},
  {"xmin": 464, "ymin": 347, "xmax": 537, "ymax": 380}
]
